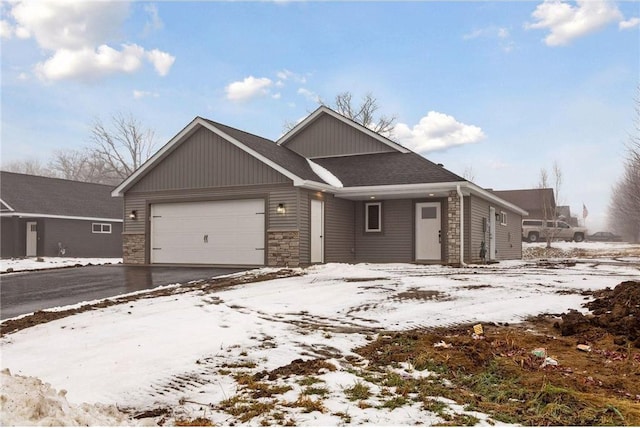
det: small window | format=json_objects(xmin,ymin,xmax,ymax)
[
  {"xmin": 500, "ymin": 211, "xmax": 507, "ymax": 226},
  {"xmin": 92, "ymin": 223, "xmax": 112, "ymax": 234},
  {"xmin": 365, "ymin": 202, "xmax": 382, "ymax": 232}
]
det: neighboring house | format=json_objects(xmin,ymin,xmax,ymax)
[
  {"xmin": 491, "ymin": 188, "xmax": 555, "ymax": 220},
  {"xmin": 556, "ymin": 205, "xmax": 578, "ymax": 227},
  {"xmin": 112, "ymin": 106, "xmax": 527, "ymax": 267},
  {"xmin": 0, "ymin": 172, "xmax": 123, "ymax": 258}
]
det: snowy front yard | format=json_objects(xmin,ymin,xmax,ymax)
[{"xmin": 2, "ymin": 248, "xmax": 639, "ymax": 426}]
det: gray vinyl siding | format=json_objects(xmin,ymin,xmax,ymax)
[
  {"xmin": 354, "ymin": 199, "xmax": 413, "ymax": 263},
  {"xmin": 124, "ymin": 184, "xmax": 298, "ymax": 235},
  {"xmin": 325, "ymin": 195, "xmax": 355, "ymax": 263},
  {"xmin": 131, "ymin": 127, "xmax": 290, "ymax": 193},
  {"xmin": 298, "ymin": 189, "xmax": 311, "ymax": 264},
  {"xmin": 466, "ymin": 195, "xmax": 522, "ymax": 262},
  {"xmin": 285, "ymin": 114, "xmax": 397, "ymax": 158}
]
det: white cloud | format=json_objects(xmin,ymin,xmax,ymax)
[
  {"xmin": 225, "ymin": 76, "xmax": 273, "ymax": 101},
  {"xmin": 526, "ymin": 0, "xmax": 623, "ymax": 46},
  {"xmin": 0, "ymin": 20, "xmax": 13, "ymax": 38},
  {"xmin": 143, "ymin": 3, "xmax": 164, "ymax": 34},
  {"xmin": 463, "ymin": 26, "xmax": 515, "ymax": 53},
  {"xmin": 297, "ymin": 87, "xmax": 320, "ymax": 103},
  {"xmin": 619, "ymin": 17, "xmax": 640, "ymax": 30},
  {"xmin": 133, "ymin": 90, "xmax": 159, "ymax": 99},
  {"xmin": 394, "ymin": 111, "xmax": 486, "ymax": 153},
  {"xmin": 146, "ymin": 49, "xmax": 175, "ymax": 76},
  {"xmin": 277, "ymin": 69, "xmax": 307, "ymax": 83},
  {"xmin": 36, "ymin": 44, "xmax": 146, "ymax": 81},
  {"xmin": 4, "ymin": 0, "xmax": 175, "ymax": 81}
]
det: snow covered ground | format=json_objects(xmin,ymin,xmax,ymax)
[
  {"xmin": 0, "ymin": 257, "xmax": 122, "ymax": 273},
  {"xmin": 1, "ymin": 248, "xmax": 639, "ymax": 426}
]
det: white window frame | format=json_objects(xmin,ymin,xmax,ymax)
[
  {"xmin": 92, "ymin": 223, "xmax": 112, "ymax": 234},
  {"xmin": 365, "ymin": 202, "xmax": 382, "ymax": 232},
  {"xmin": 500, "ymin": 211, "xmax": 507, "ymax": 226}
]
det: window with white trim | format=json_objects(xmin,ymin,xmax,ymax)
[
  {"xmin": 365, "ymin": 202, "xmax": 382, "ymax": 232},
  {"xmin": 92, "ymin": 223, "xmax": 112, "ymax": 234},
  {"xmin": 500, "ymin": 211, "xmax": 507, "ymax": 226}
]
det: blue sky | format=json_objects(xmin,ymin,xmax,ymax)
[{"xmin": 1, "ymin": 0, "xmax": 638, "ymax": 231}]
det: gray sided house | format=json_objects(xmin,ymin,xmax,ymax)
[
  {"xmin": 1, "ymin": 172, "xmax": 123, "ymax": 258},
  {"xmin": 112, "ymin": 107, "xmax": 527, "ymax": 267}
]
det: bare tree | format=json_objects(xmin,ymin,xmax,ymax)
[
  {"xmin": 539, "ymin": 161, "xmax": 563, "ymax": 248},
  {"xmin": 89, "ymin": 113, "xmax": 157, "ymax": 181},
  {"xmin": 48, "ymin": 149, "xmax": 120, "ymax": 185},
  {"xmin": 2, "ymin": 158, "xmax": 53, "ymax": 176},
  {"xmin": 608, "ymin": 96, "xmax": 640, "ymax": 242},
  {"xmin": 321, "ymin": 92, "xmax": 397, "ymax": 136},
  {"xmin": 461, "ymin": 165, "xmax": 476, "ymax": 182}
]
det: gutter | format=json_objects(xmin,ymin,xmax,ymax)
[{"xmin": 456, "ymin": 184, "xmax": 467, "ymax": 267}]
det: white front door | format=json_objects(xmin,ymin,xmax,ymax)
[
  {"xmin": 26, "ymin": 221, "xmax": 37, "ymax": 257},
  {"xmin": 415, "ymin": 202, "xmax": 441, "ymax": 260},
  {"xmin": 489, "ymin": 207, "xmax": 496, "ymax": 260},
  {"xmin": 310, "ymin": 199, "xmax": 324, "ymax": 263}
]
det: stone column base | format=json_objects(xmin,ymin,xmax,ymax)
[
  {"xmin": 267, "ymin": 230, "xmax": 300, "ymax": 267},
  {"xmin": 123, "ymin": 233, "xmax": 145, "ymax": 264}
]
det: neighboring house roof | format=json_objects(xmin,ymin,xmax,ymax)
[
  {"xmin": 491, "ymin": 188, "xmax": 555, "ymax": 216},
  {"xmin": 314, "ymin": 152, "xmax": 463, "ymax": 187},
  {"xmin": 0, "ymin": 171, "xmax": 122, "ymax": 221}
]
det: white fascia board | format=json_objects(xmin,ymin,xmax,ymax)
[
  {"xmin": 112, "ymin": 117, "xmax": 307, "ymax": 197},
  {"xmin": 0, "ymin": 198, "xmax": 15, "ymax": 212},
  {"xmin": 461, "ymin": 182, "xmax": 529, "ymax": 216},
  {"xmin": 277, "ymin": 106, "xmax": 410, "ymax": 154},
  {"xmin": 111, "ymin": 117, "xmax": 204, "ymax": 197},
  {"xmin": 295, "ymin": 179, "xmax": 336, "ymax": 193},
  {"xmin": 0, "ymin": 212, "xmax": 123, "ymax": 222},
  {"xmin": 336, "ymin": 182, "xmax": 465, "ymax": 199}
]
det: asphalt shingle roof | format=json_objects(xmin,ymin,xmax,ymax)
[
  {"xmin": 203, "ymin": 119, "xmax": 326, "ymax": 183},
  {"xmin": 313, "ymin": 152, "xmax": 465, "ymax": 187},
  {"xmin": 0, "ymin": 171, "xmax": 122, "ymax": 219}
]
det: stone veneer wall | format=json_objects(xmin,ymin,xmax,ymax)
[
  {"xmin": 446, "ymin": 191, "xmax": 461, "ymax": 266},
  {"xmin": 267, "ymin": 230, "xmax": 300, "ymax": 267},
  {"xmin": 123, "ymin": 233, "xmax": 145, "ymax": 264}
]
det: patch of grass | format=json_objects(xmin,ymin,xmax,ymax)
[
  {"xmin": 333, "ymin": 411, "xmax": 352, "ymax": 423},
  {"xmin": 174, "ymin": 417, "xmax": 214, "ymax": 426},
  {"xmin": 303, "ymin": 385, "xmax": 330, "ymax": 397},
  {"xmin": 344, "ymin": 381, "xmax": 372, "ymax": 401},
  {"xmin": 217, "ymin": 395, "xmax": 275, "ymax": 423},
  {"xmin": 288, "ymin": 395, "xmax": 326, "ymax": 413},
  {"xmin": 298, "ymin": 376, "xmax": 324, "ymax": 386},
  {"xmin": 223, "ymin": 360, "xmax": 258, "ymax": 369},
  {"xmin": 380, "ymin": 395, "xmax": 409, "ymax": 410}
]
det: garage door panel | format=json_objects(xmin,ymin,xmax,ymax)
[{"xmin": 151, "ymin": 199, "xmax": 265, "ymax": 265}]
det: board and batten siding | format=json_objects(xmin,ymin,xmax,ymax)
[
  {"xmin": 466, "ymin": 195, "xmax": 522, "ymax": 262},
  {"xmin": 284, "ymin": 114, "xmax": 397, "ymax": 159},
  {"xmin": 131, "ymin": 127, "xmax": 291, "ymax": 193},
  {"xmin": 324, "ymin": 194, "xmax": 355, "ymax": 263},
  {"xmin": 354, "ymin": 199, "xmax": 413, "ymax": 263}
]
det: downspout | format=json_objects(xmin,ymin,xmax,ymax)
[{"xmin": 456, "ymin": 184, "xmax": 467, "ymax": 267}]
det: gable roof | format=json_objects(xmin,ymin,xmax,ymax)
[
  {"xmin": 491, "ymin": 188, "xmax": 555, "ymax": 214},
  {"xmin": 202, "ymin": 119, "xmax": 324, "ymax": 183},
  {"xmin": 313, "ymin": 152, "xmax": 464, "ymax": 187},
  {"xmin": 112, "ymin": 117, "xmax": 332, "ymax": 197},
  {"xmin": 276, "ymin": 106, "xmax": 410, "ymax": 154},
  {"xmin": 0, "ymin": 171, "xmax": 122, "ymax": 220}
]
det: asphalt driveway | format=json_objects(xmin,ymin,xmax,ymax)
[{"xmin": 0, "ymin": 265, "xmax": 245, "ymax": 320}]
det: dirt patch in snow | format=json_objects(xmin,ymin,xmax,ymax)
[
  {"xmin": 257, "ymin": 358, "xmax": 337, "ymax": 381},
  {"xmin": 0, "ymin": 269, "xmax": 302, "ymax": 337},
  {"xmin": 355, "ymin": 280, "xmax": 640, "ymax": 426}
]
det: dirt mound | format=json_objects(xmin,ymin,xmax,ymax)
[
  {"xmin": 558, "ymin": 281, "xmax": 640, "ymax": 347},
  {"xmin": 257, "ymin": 358, "xmax": 336, "ymax": 381}
]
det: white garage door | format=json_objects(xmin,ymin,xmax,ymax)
[{"xmin": 150, "ymin": 199, "xmax": 265, "ymax": 265}]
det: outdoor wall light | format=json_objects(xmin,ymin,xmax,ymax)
[
  {"xmin": 276, "ymin": 203, "xmax": 286, "ymax": 214},
  {"xmin": 129, "ymin": 210, "xmax": 137, "ymax": 220}
]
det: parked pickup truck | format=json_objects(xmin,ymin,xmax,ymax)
[{"xmin": 522, "ymin": 219, "xmax": 587, "ymax": 243}]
